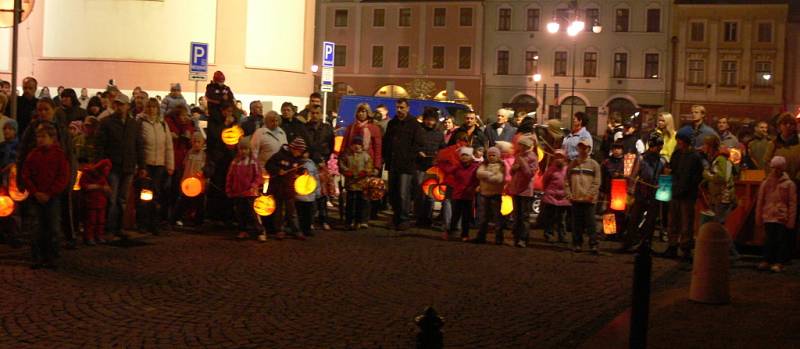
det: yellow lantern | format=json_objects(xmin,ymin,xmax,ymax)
[
  {"xmin": 0, "ymin": 195, "xmax": 14, "ymax": 217},
  {"xmin": 333, "ymin": 135, "xmax": 344, "ymax": 153},
  {"xmin": 181, "ymin": 177, "xmax": 204, "ymax": 197},
  {"xmin": 253, "ymin": 195, "xmax": 276, "ymax": 216},
  {"xmin": 73, "ymin": 170, "xmax": 83, "ymax": 191},
  {"xmin": 501, "ymin": 195, "xmax": 514, "ymax": 215},
  {"xmin": 140, "ymin": 189, "xmax": 154, "ymax": 202},
  {"xmin": 623, "ymin": 154, "xmax": 636, "ymax": 177},
  {"xmin": 729, "ymin": 148, "xmax": 742, "ymax": 165},
  {"xmin": 8, "ymin": 165, "xmax": 28, "ymax": 202},
  {"xmin": 221, "ymin": 125, "xmax": 244, "ymax": 146},
  {"xmin": 536, "ymin": 145, "xmax": 544, "ymax": 162},
  {"xmin": 602, "ymin": 213, "xmax": 617, "ymax": 235},
  {"xmin": 294, "ymin": 173, "xmax": 317, "ymax": 196}
]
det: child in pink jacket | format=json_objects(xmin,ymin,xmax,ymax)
[
  {"xmin": 755, "ymin": 156, "xmax": 796, "ymax": 273},
  {"xmin": 507, "ymin": 137, "xmax": 538, "ymax": 247},
  {"xmin": 540, "ymin": 150, "xmax": 570, "ymax": 243},
  {"xmin": 226, "ymin": 140, "xmax": 265, "ymax": 240}
]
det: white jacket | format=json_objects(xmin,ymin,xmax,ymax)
[
  {"xmin": 251, "ymin": 126, "xmax": 288, "ymax": 168},
  {"xmin": 139, "ymin": 115, "xmax": 175, "ymax": 171}
]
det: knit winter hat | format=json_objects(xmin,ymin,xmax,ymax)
[
  {"xmin": 289, "ymin": 137, "xmax": 307, "ymax": 151},
  {"xmin": 676, "ymin": 127, "xmax": 693, "ymax": 142},
  {"xmin": 495, "ymin": 141, "xmax": 513, "ymax": 154},
  {"xmin": 213, "ymin": 71, "xmax": 226, "ymax": 83},
  {"xmin": 770, "ymin": 156, "xmax": 787, "ymax": 169},
  {"xmin": 3, "ymin": 119, "xmax": 17, "ymax": 132},
  {"xmin": 487, "ymin": 147, "xmax": 501, "ymax": 157},
  {"xmin": 458, "ymin": 146, "xmax": 474, "ymax": 157}
]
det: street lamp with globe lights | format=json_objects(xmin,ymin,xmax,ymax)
[{"xmin": 547, "ymin": 14, "xmax": 601, "ymax": 128}]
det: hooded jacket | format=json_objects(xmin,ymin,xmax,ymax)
[
  {"xmin": 755, "ymin": 172, "xmax": 797, "ymax": 228},
  {"xmin": 507, "ymin": 150, "xmax": 538, "ymax": 196},
  {"xmin": 542, "ymin": 162, "xmax": 570, "ymax": 206},
  {"xmin": 440, "ymin": 159, "xmax": 479, "ymax": 200},
  {"xmin": 138, "ymin": 115, "xmax": 175, "ymax": 172},
  {"xmin": 476, "ymin": 161, "xmax": 506, "ymax": 196}
]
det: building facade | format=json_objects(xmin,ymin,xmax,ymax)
[
  {"xmin": 316, "ymin": 0, "xmax": 484, "ymax": 115},
  {"xmin": 672, "ymin": 0, "xmax": 788, "ymax": 125},
  {"xmin": 483, "ymin": 0, "xmax": 672, "ymax": 134}
]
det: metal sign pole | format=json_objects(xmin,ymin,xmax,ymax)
[
  {"xmin": 322, "ymin": 91, "xmax": 328, "ymax": 124},
  {"xmin": 9, "ymin": 0, "xmax": 21, "ymax": 119},
  {"xmin": 194, "ymin": 81, "xmax": 198, "ymax": 105}
]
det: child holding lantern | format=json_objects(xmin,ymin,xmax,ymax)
[
  {"xmin": 439, "ymin": 146, "xmax": 479, "ymax": 241},
  {"xmin": 507, "ymin": 137, "xmax": 538, "ymax": 248},
  {"xmin": 265, "ymin": 138, "xmax": 307, "ymax": 240},
  {"xmin": 174, "ymin": 132, "xmax": 207, "ymax": 228},
  {"xmin": 473, "ymin": 146, "xmax": 506, "ymax": 244},
  {"xmin": 618, "ymin": 133, "xmax": 666, "ymax": 253},
  {"xmin": 601, "ymin": 141, "xmax": 626, "ymax": 241},
  {"xmin": 226, "ymin": 140, "xmax": 265, "ymax": 241},
  {"xmin": 565, "ymin": 138, "xmax": 601, "ymax": 253},
  {"xmin": 339, "ymin": 136, "xmax": 373, "ymax": 230},
  {"xmin": 296, "ymin": 151, "xmax": 321, "ymax": 237},
  {"xmin": 0, "ymin": 120, "xmax": 20, "ymax": 248}
]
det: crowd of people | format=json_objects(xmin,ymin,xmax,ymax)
[{"xmin": 0, "ymin": 72, "xmax": 796, "ymax": 273}]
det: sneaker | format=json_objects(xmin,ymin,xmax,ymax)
[
  {"xmin": 237, "ymin": 232, "xmax": 249, "ymax": 239},
  {"xmin": 323, "ymin": 223, "xmax": 331, "ymax": 231},
  {"xmin": 175, "ymin": 220, "xmax": 184, "ymax": 227},
  {"xmin": 770, "ymin": 264, "xmax": 784, "ymax": 273},
  {"xmin": 357, "ymin": 223, "xmax": 369, "ymax": 229},
  {"xmin": 573, "ymin": 245, "xmax": 582, "ymax": 253},
  {"xmin": 516, "ymin": 241, "xmax": 527, "ymax": 248},
  {"xmin": 756, "ymin": 261, "xmax": 770, "ymax": 271},
  {"xmin": 258, "ymin": 234, "xmax": 267, "ymax": 242}
]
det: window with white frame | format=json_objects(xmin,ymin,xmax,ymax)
[
  {"xmin": 647, "ymin": 9, "xmax": 661, "ymax": 32},
  {"xmin": 615, "ymin": 8, "xmax": 629, "ymax": 32},
  {"xmin": 398, "ymin": 46, "xmax": 410, "ymax": 68},
  {"xmin": 334, "ymin": 45, "xmax": 346, "ymax": 67},
  {"xmin": 432, "ymin": 46, "xmax": 445, "ymax": 69},
  {"xmin": 688, "ymin": 59, "xmax": 705, "ymax": 85},
  {"xmin": 554, "ymin": 51, "xmax": 567, "ymax": 76},
  {"xmin": 645, "ymin": 54, "xmax": 659, "ymax": 79},
  {"xmin": 399, "ymin": 8, "xmax": 411, "ymax": 27},
  {"xmin": 754, "ymin": 61, "xmax": 773, "ymax": 87},
  {"xmin": 460, "ymin": 8, "xmax": 473, "ymax": 26},
  {"xmin": 459, "ymin": 47, "xmax": 472, "ymax": 69},
  {"xmin": 498, "ymin": 8, "xmax": 511, "ymax": 31},
  {"xmin": 527, "ymin": 8, "xmax": 540, "ymax": 31},
  {"xmin": 585, "ymin": 8, "xmax": 599, "ymax": 31},
  {"xmin": 723, "ymin": 21, "xmax": 738, "ymax": 42},
  {"xmin": 720, "ymin": 60, "xmax": 738, "ymax": 87},
  {"xmin": 525, "ymin": 51, "xmax": 539, "ymax": 75},
  {"xmin": 373, "ymin": 9, "xmax": 385, "ymax": 27},
  {"xmin": 433, "ymin": 8, "xmax": 446, "ymax": 27},
  {"xmin": 334, "ymin": 9, "xmax": 348, "ymax": 27},
  {"xmin": 583, "ymin": 52, "xmax": 597, "ymax": 77},
  {"xmin": 690, "ymin": 22, "xmax": 705, "ymax": 42},
  {"xmin": 372, "ymin": 46, "xmax": 383, "ymax": 68},
  {"xmin": 613, "ymin": 52, "xmax": 627, "ymax": 78},
  {"xmin": 757, "ymin": 22, "xmax": 773, "ymax": 43},
  {"xmin": 497, "ymin": 50, "xmax": 509, "ymax": 75}
]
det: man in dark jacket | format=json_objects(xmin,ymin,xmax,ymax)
[
  {"xmin": 484, "ymin": 108, "xmax": 517, "ymax": 147},
  {"xmin": 448, "ymin": 111, "xmax": 487, "ymax": 151},
  {"xmin": 665, "ymin": 127, "xmax": 705, "ymax": 261},
  {"xmin": 96, "ymin": 93, "xmax": 142, "ymax": 237},
  {"xmin": 414, "ymin": 108, "xmax": 445, "ymax": 226},
  {"xmin": 383, "ymin": 98, "xmax": 422, "ymax": 229},
  {"xmin": 280, "ymin": 102, "xmax": 311, "ymax": 143},
  {"xmin": 11, "ymin": 77, "xmax": 39, "ymax": 134},
  {"xmin": 304, "ymin": 105, "xmax": 335, "ymax": 162}
]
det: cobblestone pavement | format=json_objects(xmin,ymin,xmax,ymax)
[{"xmin": 0, "ymin": 224, "xmax": 683, "ymax": 348}]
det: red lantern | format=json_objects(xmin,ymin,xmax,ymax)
[
  {"xmin": 610, "ymin": 179, "xmax": 627, "ymax": 211},
  {"xmin": 425, "ymin": 166, "xmax": 445, "ymax": 183},
  {"xmin": 431, "ymin": 185, "xmax": 447, "ymax": 201},
  {"xmin": 421, "ymin": 178, "xmax": 438, "ymax": 197}
]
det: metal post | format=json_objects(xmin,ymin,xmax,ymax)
[
  {"xmin": 9, "ymin": 0, "xmax": 21, "ymax": 119},
  {"xmin": 629, "ymin": 227, "xmax": 653, "ymax": 349},
  {"xmin": 322, "ymin": 91, "xmax": 328, "ymax": 124},
  {"xmin": 542, "ymin": 84, "xmax": 547, "ymax": 119},
  {"xmin": 194, "ymin": 80, "xmax": 199, "ymax": 105},
  {"xmin": 535, "ymin": 82, "xmax": 539, "ymax": 123},
  {"xmin": 570, "ymin": 39, "xmax": 577, "ymax": 127}
]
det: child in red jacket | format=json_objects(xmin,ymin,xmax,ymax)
[
  {"xmin": 78, "ymin": 158, "xmax": 112, "ymax": 245},
  {"xmin": 226, "ymin": 140, "xmax": 264, "ymax": 240},
  {"xmin": 439, "ymin": 146, "xmax": 479, "ymax": 241},
  {"xmin": 22, "ymin": 124, "xmax": 70, "ymax": 269}
]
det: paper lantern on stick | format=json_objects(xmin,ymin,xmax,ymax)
[
  {"xmin": 728, "ymin": 148, "xmax": 742, "ymax": 165},
  {"xmin": 610, "ymin": 179, "xmax": 627, "ymax": 211},
  {"xmin": 294, "ymin": 173, "xmax": 317, "ymax": 196},
  {"xmin": 262, "ymin": 174, "xmax": 270, "ymax": 194},
  {"xmin": 655, "ymin": 175, "xmax": 672, "ymax": 202},
  {"xmin": 623, "ymin": 154, "xmax": 636, "ymax": 177},
  {"xmin": 140, "ymin": 189, "xmax": 154, "ymax": 202},
  {"xmin": 425, "ymin": 166, "xmax": 445, "ymax": 183},
  {"xmin": 181, "ymin": 177, "xmax": 204, "ymax": 198},
  {"xmin": 221, "ymin": 126, "xmax": 244, "ymax": 146},
  {"xmin": 431, "ymin": 185, "xmax": 447, "ymax": 201},
  {"xmin": 333, "ymin": 136, "xmax": 344, "ymax": 154},
  {"xmin": 253, "ymin": 195, "xmax": 276, "ymax": 216},
  {"xmin": 0, "ymin": 195, "xmax": 14, "ymax": 217},
  {"xmin": 8, "ymin": 165, "xmax": 28, "ymax": 202},
  {"xmin": 73, "ymin": 170, "xmax": 83, "ymax": 191},
  {"xmin": 501, "ymin": 195, "xmax": 514, "ymax": 215},
  {"xmin": 602, "ymin": 213, "xmax": 617, "ymax": 235},
  {"xmin": 421, "ymin": 178, "xmax": 438, "ymax": 198}
]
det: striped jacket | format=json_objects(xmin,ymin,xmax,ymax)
[{"xmin": 565, "ymin": 157, "xmax": 601, "ymax": 204}]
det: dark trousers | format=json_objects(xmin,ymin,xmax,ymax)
[
  {"xmin": 669, "ymin": 198, "xmax": 696, "ymax": 251},
  {"xmin": 764, "ymin": 223, "xmax": 792, "ymax": 264},
  {"xmin": 232, "ymin": 197, "xmax": 261, "ymax": 234},
  {"xmin": 345, "ymin": 191, "xmax": 368, "ymax": 225},
  {"xmin": 388, "ymin": 172, "xmax": 414, "ymax": 225},
  {"xmin": 571, "ymin": 202, "xmax": 597, "ymax": 248},
  {"xmin": 28, "ymin": 197, "xmax": 61, "ymax": 264},
  {"xmin": 107, "ymin": 171, "xmax": 134, "ymax": 234},
  {"xmin": 315, "ymin": 196, "xmax": 329, "ymax": 225},
  {"xmin": 138, "ymin": 165, "xmax": 167, "ymax": 233},
  {"xmin": 274, "ymin": 197, "xmax": 299, "ymax": 234},
  {"xmin": 512, "ymin": 196, "xmax": 532, "ymax": 243},
  {"xmin": 477, "ymin": 194, "xmax": 502, "ymax": 242},
  {"xmin": 296, "ymin": 200, "xmax": 315, "ymax": 234},
  {"xmin": 450, "ymin": 199, "xmax": 473, "ymax": 238},
  {"xmin": 174, "ymin": 194, "xmax": 205, "ymax": 226},
  {"xmin": 541, "ymin": 203, "xmax": 567, "ymax": 241},
  {"xmin": 83, "ymin": 207, "xmax": 106, "ymax": 241}
]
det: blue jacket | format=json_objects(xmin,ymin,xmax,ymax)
[
  {"xmin": 679, "ymin": 123, "xmax": 719, "ymax": 150},
  {"xmin": 562, "ymin": 127, "xmax": 593, "ymax": 161}
]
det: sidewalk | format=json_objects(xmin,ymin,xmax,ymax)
[{"xmin": 582, "ymin": 258, "xmax": 800, "ymax": 349}]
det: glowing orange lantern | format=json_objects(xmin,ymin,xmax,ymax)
[
  {"xmin": 253, "ymin": 195, "xmax": 276, "ymax": 216},
  {"xmin": 140, "ymin": 189, "xmax": 154, "ymax": 202},
  {"xmin": 262, "ymin": 174, "xmax": 270, "ymax": 194},
  {"xmin": 8, "ymin": 165, "xmax": 28, "ymax": 201},
  {"xmin": 294, "ymin": 173, "xmax": 317, "ymax": 196},
  {"xmin": 602, "ymin": 213, "xmax": 617, "ymax": 235},
  {"xmin": 421, "ymin": 178, "xmax": 438, "ymax": 198},
  {"xmin": 729, "ymin": 148, "xmax": 742, "ymax": 165},
  {"xmin": 610, "ymin": 179, "xmax": 627, "ymax": 211},
  {"xmin": 221, "ymin": 125, "xmax": 244, "ymax": 146},
  {"xmin": 334, "ymin": 136, "xmax": 344, "ymax": 153},
  {"xmin": 0, "ymin": 195, "xmax": 14, "ymax": 217},
  {"xmin": 425, "ymin": 166, "xmax": 445, "ymax": 182},
  {"xmin": 501, "ymin": 195, "xmax": 514, "ymax": 215},
  {"xmin": 181, "ymin": 177, "xmax": 204, "ymax": 197},
  {"xmin": 431, "ymin": 185, "xmax": 447, "ymax": 201},
  {"xmin": 73, "ymin": 170, "xmax": 83, "ymax": 191}
]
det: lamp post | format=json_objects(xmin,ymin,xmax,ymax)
[
  {"xmin": 547, "ymin": 12, "xmax": 601, "ymax": 129},
  {"xmin": 533, "ymin": 73, "xmax": 542, "ymax": 123}
]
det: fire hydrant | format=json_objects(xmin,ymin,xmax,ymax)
[
  {"xmin": 415, "ymin": 307, "xmax": 444, "ymax": 349},
  {"xmin": 689, "ymin": 222, "xmax": 730, "ymax": 304}
]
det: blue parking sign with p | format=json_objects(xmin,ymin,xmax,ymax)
[
  {"xmin": 322, "ymin": 41, "xmax": 335, "ymax": 68},
  {"xmin": 190, "ymin": 42, "xmax": 208, "ymax": 74}
]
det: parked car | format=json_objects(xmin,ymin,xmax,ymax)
[{"xmin": 335, "ymin": 95, "xmax": 471, "ymax": 131}]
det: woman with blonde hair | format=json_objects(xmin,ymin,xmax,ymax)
[{"xmin": 656, "ymin": 112, "xmax": 677, "ymax": 158}]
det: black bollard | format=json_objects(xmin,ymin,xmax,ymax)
[
  {"xmin": 415, "ymin": 307, "xmax": 444, "ymax": 349},
  {"xmin": 629, "ymin": 234, "xmax": 652, "ymax": 349}
]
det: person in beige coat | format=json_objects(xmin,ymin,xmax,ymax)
[
  {"xmin": 473, "ymin": 146, "xmax": 506, "ymax": 244},
  {"xmin": 137, "ymin": 98, "xmax": 174, "ymax": 234},
  {"xmin": 565, "ymin": 138, "xmax": 601, "ymax": 253}
]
